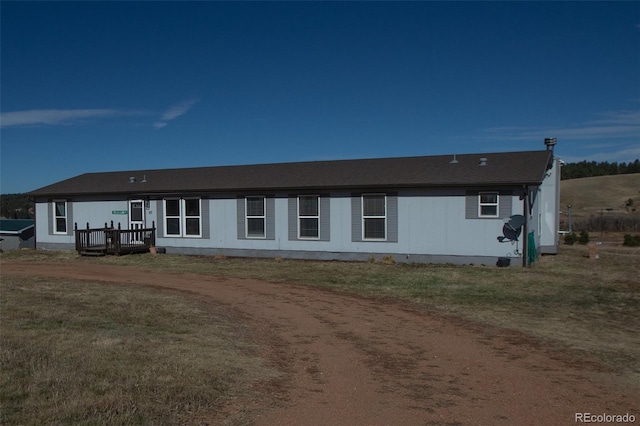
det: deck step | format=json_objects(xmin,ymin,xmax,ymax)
[{"xmin": 80, "ymin": 249, "xmax": 107, "ymax": 256}]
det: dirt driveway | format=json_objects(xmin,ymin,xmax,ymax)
[{"xmin": 4, "ymin": 262, "xmax": 638, "ymax": 426}]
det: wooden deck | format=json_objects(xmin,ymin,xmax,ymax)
[
  {"xmin": 78, "ymin": 243, "xmax": 151, "ymax": 256},
  {"xmin": 75, "ymin": 222, "xmax": 156, "ymax": 256}
]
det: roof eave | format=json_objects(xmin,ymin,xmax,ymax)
[
  {"xmin": 29, "ymin": 179, "xmax": 544, "ymax": 198},
  {"xmin": 0, "ymin": 225, "xmax": 35, "ymax": 234}
]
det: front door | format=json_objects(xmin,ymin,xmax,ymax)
[{"xmin": 129, "ymin": 200, "xmax": 145, "ymax": 243}]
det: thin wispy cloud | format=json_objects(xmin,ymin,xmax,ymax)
[
  {"xmin": 484, "ymin": 109, "xmax": 640, "ymax": 142},
  {"xmin": 0, "ymin": 108, "xmax": 123, "ymax": 128},
  {"xmin": 1, "ymin": 101, "xmax": 200, "ymax": 129},
  {"xmin": 588, "ymin": 110, "xmax": 640, "ymax": 125},
  {"xmin": 153, "ymin": 99, "xmax": 199, "ymax": 129}
]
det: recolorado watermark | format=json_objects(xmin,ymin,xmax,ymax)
[{"xmin": 575, "ymin": 413, "xmax": 636, "ymax": 423}]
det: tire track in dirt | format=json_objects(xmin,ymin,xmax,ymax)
[{"xmin": 3, "ymin": 262, "xmax": 638, "ymax": 426}]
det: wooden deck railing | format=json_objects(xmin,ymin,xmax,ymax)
[{"xmin": 74, "ymin": 221, "xmax": 156, "ymax": 255}]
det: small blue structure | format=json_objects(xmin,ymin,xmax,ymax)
[{"xmin": 0, "ymin": 219, "xmax": 35, "ymax": 251}]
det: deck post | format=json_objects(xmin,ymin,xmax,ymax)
[
  {"xmin": 74, "ymin": 223, "xmax": 79, "ymax": 252},
  {"xmin": 115, "ymin": 223, "xmax": 122, "ymax": 255},
  {"xmin": 104, "ymin": 228, "xmax": 110, "ymax": 254}
]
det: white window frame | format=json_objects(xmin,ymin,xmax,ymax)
[
  {"xmin": 164, "ymin": 198, "xmax": 202, "ymax": 238},
  {"xmin": 362, "ymin": 194, "xmax": 387, "ymax": 241},
  {"xmin": 53, "ymin": 200, "xmax": 67, "ymax": 235},
  {"xmin": 478, "ymin": 192, "xmax": 499, "ymax": 218},
  {"xmin": 246, "ymin": 196, "xmax": 266, "ymax": 239},
  {"xmin": 298, "ymin": 195, "xmax": 320, "ymax": 240},
  {"xmin": 183, "ymin": 198, "xmax": 202, "ymax": 238},
  {"xmin": 164, "ymin": 198, "xmax": 182, "ymax": 237}
]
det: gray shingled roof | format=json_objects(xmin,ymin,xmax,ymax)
[{"xmin": 29, "ymin": 150, "xmax": 553, "ymax": 197}]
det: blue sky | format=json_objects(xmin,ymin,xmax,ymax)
[{"xmin": 1, "ymin": 1, "xmax": 639, "ymax": 194}]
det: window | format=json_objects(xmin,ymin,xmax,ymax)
[
  {"xmin": 184, "ymin": 198, "xmax": 201, "ymax": 236},
  {"xmin": 479, "ymin": 192, "xmax": 499, "ymax": 217},
  {"xmin": 54, "ymin": 201, "xmax": 67, "ymax": 234},
  {"xmin": 165, "ymin": 199, "xmax": 181, "ymax": 236},
  {"xmin": 164, "ymin": 198, "xmax": 202, "ymax": 237},
  {"xmin": 466, "ymin": 191, "xmax": 511, "ymax": 220},
  {"xmin": 362, "ymin": 194, "xmax": 386, "ymax": 240},
  {"xmin": 298, "ymin": 195, "xmax": 319, "ymax": 239},
  {"xmin": 246, "ymin": 196, "xmax": 266, "ymax": 238},
  {"xmin": 130, "ymin": 201, "xmax": 144, "ymax": 222}
]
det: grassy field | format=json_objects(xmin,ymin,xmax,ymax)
[
  {"xmin": 561, "ymin": 173, "xmax": 640, "ymax": 215},
  {"xmin": 2, "ymin": 242, "xmax": 639, "ymax": 423},
  {"xmin": 0, "ymin": 271, "xmax": 281, "ymax": 425}
]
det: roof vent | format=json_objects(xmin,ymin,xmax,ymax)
[
  {"xmin": 479, "ymin": 157, "xmax": 488, "ymax": 166},
  {"xmin": 450, "ymin": 154, "xmax": 459, "ymax": 164},
  {"xmin": 141, "ymin": 175, "xmax": 147, "ymax": 183},
  {"xmin": 544, "ymin": 137, "xmax": 557, "ymax": 151},
  {"xmin": 129, "ymin": 176, "xmax": 136, "ymax": 183}
]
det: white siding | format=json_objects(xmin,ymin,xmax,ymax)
[
  {"xmin": 73, "ymin": 200, "xmax": 130, "ymax": 228},
  {"xmin": 398, "ymin": 190, "xmax": 524, "ymax": 258},
  {"xmin": 537, "ymin": 157, "xmax": 561, "ymax": 253},
  {"xmin": 35, "ymin": 201, "xmax": 74, "ymax": 245}
]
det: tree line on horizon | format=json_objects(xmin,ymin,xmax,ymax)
[
  {"xmin": 1, "ymin": 194, "xmax": 34, "ymax": 219},
  {"xmin": 561, "ymin": 159, "xmax": 640, "ymax": 180}
]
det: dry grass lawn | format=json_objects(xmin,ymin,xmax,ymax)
[
  {"xmin": 0, "ymin": 273, "xmax": 280, "ymax": 425},
  {"xmin": 561, "ymin": 173, "xmax": 640, "ymax": 215}
]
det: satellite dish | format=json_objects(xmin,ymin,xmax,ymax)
[
  {"xmin": 497, "ymin": 214, "xmax": 525, "ymax": 243},
  {"xmin": 507, "ymin": 215, "xmax": 525, "ymax": 229}
]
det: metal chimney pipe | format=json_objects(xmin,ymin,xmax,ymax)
[{"xmin": 544, "ymin": 138, "xmax": 557, "ymax": 151}]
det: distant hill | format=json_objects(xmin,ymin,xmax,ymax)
[
  {"xmin": 560, "ymin": 173, "xmax": 640, "ymax": 232},
  {"xmin": 561, "ymin": 173, "xmax": 640, "ymax": 214}
]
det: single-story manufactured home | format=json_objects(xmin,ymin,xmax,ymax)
[{"xmin": 29, "ymin": 140, "xmax": 561, "ymax": 265}]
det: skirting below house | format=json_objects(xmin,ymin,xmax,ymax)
[
  {"xmin": 148, "ymin": 246, "xmax": 506, "ymax": 266},
  {"xmin": 36, "ymin": 242, "xmax": 511, "ymax": 266},
  {"xmin": 538, "ymin": 245, "xmax": 558, "ymax": 255},
  {"xmin": 36, "ymin": 242, "xmax": 76, "ymax": 251}
]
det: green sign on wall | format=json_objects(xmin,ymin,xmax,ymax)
[{"xmin": 112, "ymin": 210, "xmax": 128, "ymax": 215}]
